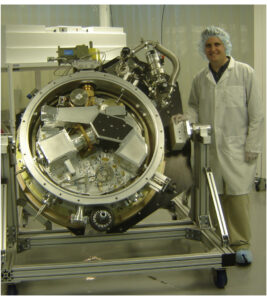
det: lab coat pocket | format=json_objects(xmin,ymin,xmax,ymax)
[
  {"xmin": 224, "ymin": 86, "xmax": 246, "ymax": 107},
  {"xmin": 222, "ymin": 135, "xmax": 246, "ymax": 162}
]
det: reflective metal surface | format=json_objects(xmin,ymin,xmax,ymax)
[{"xmin": 16, "ymin": 71, "xmax": 165, "ymax": 230}]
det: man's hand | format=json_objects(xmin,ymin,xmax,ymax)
[{"xmin": 245, "ymin": 152, "xmax": 259, "ymax": 163}]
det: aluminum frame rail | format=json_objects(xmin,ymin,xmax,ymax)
[
  {"xmin": 205, "ymin": 167, "xmax": 229, "ymax": 247},
  {"xmin": 4, "ymin": 224, "xmax": 235, "ymax": 283},
  {"xmin": 10, "ymin": 253, "xmax": 227, "ymax": 283},
  {"xmin": 18, "ymin": 224, "xmax": 194, "ymax": 247}
]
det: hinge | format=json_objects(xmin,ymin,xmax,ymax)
[
  {"xmin": 185, "ymin": 229, "xmax": 202, "ymax": 241},
  {"xmin": 17, "ymin": 238, "xmax": 31, "ymax": 253},
  {"xmin": 7, "ymin": 226, "xmax": 16, "ymax": 246},
  {"xmin": 198, "ymin": 215, "xmax": 211, "ymax": 229}
]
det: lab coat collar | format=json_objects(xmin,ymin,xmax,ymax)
[
  {"xmin": 228, "ymin": 56, "xmax": 235, "ymax": 69},
  {"xmin": 206, "ymin": 56, "xmax": 235, "ymax": 85}
]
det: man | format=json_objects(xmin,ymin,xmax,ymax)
[{"xmin": 173, "ymin": 26, "xmax": 264, "ymax": 265}]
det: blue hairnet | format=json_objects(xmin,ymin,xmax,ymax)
[{"xmin": 199, "ymin": 26, "xmax": 232, "ymax": 59}]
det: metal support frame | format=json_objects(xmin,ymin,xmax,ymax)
[
  {"xmin": 1, "ymin": 127, "xmax": 235, "ymax": 288},
  {"xmin": 2, "ymin": 224, "xmax": 235, "ymax": 284},
  {"xmin": 1, "ymin": 135, "xmax": 19, "ymax": 276},
  {"xmin": 205, "ymin": 168, "xmax": 229, "ymax": 246},
  {"xmin": 191, "ymin": 126, "xmax": 212, "ymax": 228},
  {"xmin": 189, "ymin": 124, "xmax": 229, "ymax": 246},
  {"xmin": 1, "ymin": 183, "xmax": 8, "ymax": 265}
]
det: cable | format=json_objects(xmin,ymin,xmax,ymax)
[{"xmin": 161, "ymin": 5, "xmax": 166, "ymax": 45}]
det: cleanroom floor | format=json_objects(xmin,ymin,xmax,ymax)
[{"xmin": 5, "ymin": 188, "xmax": 267, "ymax": 296}]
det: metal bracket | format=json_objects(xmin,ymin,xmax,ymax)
[
  {"xmin": 222, "ymin": 253, "xmax": 236, "ymax": 267},
  {"xmin": 148, "ymin": 172, "xmax": 171, "ymax": 192},
  {"xmin": 191, "ymin": 124, "xmax": 211, "ymax": 144},
  {"xmin": 7, "ymin": 226, "xmax": 16, "ymax": 246},
  {"xmin": 17, "ymin": 238, "xmax": 31, "ymax": 253},
  {"xmin": 198, "ymin": 215, "xmax": 211, "ymax": 229},
  {"xmin": 185, "ymin": 228, "xmax": 202, "ymax": 241},
  {"xmin": 1, "ymin": 269, "xmax": 14, "ymax": 282}
]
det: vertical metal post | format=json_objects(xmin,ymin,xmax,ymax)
[
  {"xmin": 99, "ymin": 5, "xmax": 111, "ymax": 27},
  {"xmin": 192, "ymin": 136, "xmax": 211, "ymax": 228},
  {"xmin": 4, "ymin": 137, "xmax": 19, "ymax": 230},
  {"xmin": 1, "ymin": 136, "xmax": 19, "ymax": 271},
  {"xmin": 1, "ymin": 183, "xmax": 8, "ymax": 265},
  {"xmin": 190, "ymin": 125, "xmax": 211, "ymax": 228},
  {"xmin": 8, "ymin": 64, "xmax": 16, "ymax": 138},
  {"xmin": 199, "ymin": 143, "xmax": 210, "ymax": 225},
  {"xmin": 190, "ymin": 124, "xmax": 229, "ymax": 246},
  {"xmin": 35, "ymin": 70, "xmax": 42, "ymax": 91}
]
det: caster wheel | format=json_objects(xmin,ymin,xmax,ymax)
[
  {"xmin": 7, "ymin": 284, "xmax": 18, "ymax": 295},
  {"xmin": 213, "ymin": 269, "xmax": 227, "ymax": 289}
]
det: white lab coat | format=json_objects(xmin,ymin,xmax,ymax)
[{"xmin": 186, "ymin": 57, "xmax": 264, "ymax": 195}]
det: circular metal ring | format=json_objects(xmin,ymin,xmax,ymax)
[{"xmin": 19, "ymin": 71, "xmax": 165, "ymax": 206}]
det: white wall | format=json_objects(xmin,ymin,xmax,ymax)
[
  {"xmin": 1, "ymin": 5, "xmax": 100, "ymax": 27},
  {"xmin": 1, "ymin": 5, "xmax": 265, "ymax": 180},
  {"xmin": 1, "ymin": 5, "xmax": 255, "ymax": 115},
  {"xmin": 110, "ymin": 5, "xmax": 254, "ymax": 112},
  {"xmin": 254, "ymin": 5, "xmax": 266, "ymax": 179}
]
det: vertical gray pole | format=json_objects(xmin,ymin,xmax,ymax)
[
  {"xmin": 99, "ymin": 5, "xmax": 111, "ymax": 27},
  {"xmin": 8, "ymin": 64, "xmax": 16, "ymax": 138}
]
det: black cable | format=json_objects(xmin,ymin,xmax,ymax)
[{"xmin": 161, "ymin": 5, "xmax": 166, "ymax": 45}]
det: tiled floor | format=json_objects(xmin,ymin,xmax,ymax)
[{"xmin": 3, "ymin": 189, "xmax": 266, "ymax": 295}]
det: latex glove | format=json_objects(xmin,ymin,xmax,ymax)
[
  {"xmin": 245, "ymin": 151, "xmax": 259, "ymax": 163},
  {"xmin": 172, "ymin": 114, "xmax": 187, "ymax": 124}
]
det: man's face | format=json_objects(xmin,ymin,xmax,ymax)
[{"xmin": 204, "ymin": 36, "xmax": 227, "ymax": 64}]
